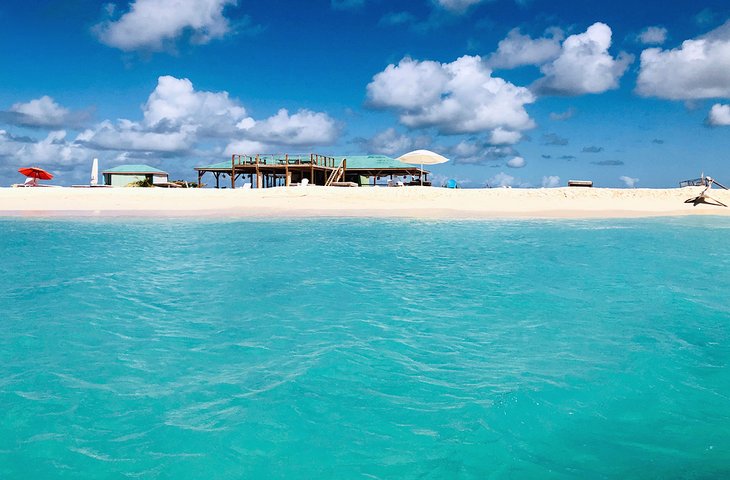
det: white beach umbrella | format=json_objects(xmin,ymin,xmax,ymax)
[{"xmin": 396, "ymin": 149, "xmax": 449, "ymax": 186}]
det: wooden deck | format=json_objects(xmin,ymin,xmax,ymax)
[
  {"xmin": 229, "ymin": 154, "xmax": 341, "ymax": 188},
  {"xmin": 195, "ymin": 153, "xmax": 429, "ymax": 188}
]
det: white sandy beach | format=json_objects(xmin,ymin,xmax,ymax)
[{"xmin": 1, "ymin": 186, "xmax": 729, "ymax": 219}]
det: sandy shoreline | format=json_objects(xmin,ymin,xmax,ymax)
[{"xmin": 1, "ymin": 186, "xmax": 729, "ymax": 219}]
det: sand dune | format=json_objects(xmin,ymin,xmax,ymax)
[{"xmin": 1, "ymin": 186, "xmax": 729, "ymax": 219}]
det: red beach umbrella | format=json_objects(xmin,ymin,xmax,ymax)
[{"xmin": 18, "ymin": 167, "xmax": 53, "ymax": 180}]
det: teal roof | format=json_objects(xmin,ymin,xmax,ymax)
[
  {"xmin": 195, "ymin": 161, "xmax": 231, "ymax": 170},
  {"xmin": 337, "ymin": 155, "xmax": 409, "ymax": 169},
  {"xmin": 103, "ymin": 164, "xmax": 167, "ymax": 174}
]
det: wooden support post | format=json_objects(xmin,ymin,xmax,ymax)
[
  {"xmin": 231, "ymin": 155, "xmax": 236, "ymax": 189},
  {"xmin": 198, "ymin": 171, "xmax": 203, "ymax": 188},
  {"xmin": 285, "ymin": 163, "xmax": 290, "ymax": 186}
]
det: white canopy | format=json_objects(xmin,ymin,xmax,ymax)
[
  {"xmin": 396, "ymin": 150, "xmax": 449, "ymax": 186},
  {"xmin": 396, "ymin": 149, "xmax": 449, "ymax": 166}
]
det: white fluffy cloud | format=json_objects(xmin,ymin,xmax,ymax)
[
  {"xmin": 223, "ymin": 106, "xmax": 338, "ymax": 154},
  {"xmin": 636, "ymin": 20, "xmax": 730, "ymax": 100},
  {"xmin": 448, "ymin": 140, "xmax": 517, "ymax": 164},
  {"xmin": 707, "ymin": 103, "xmax": 730, "ymax": 126},
  {"xmin": 0, "ymin": 130, "xmax": 92, "ymax": 168},
  {"xmin": 367, "ymin": 55, "xmax": 536, "ymax": 135},
  {"xmin": 9, "ymin": 96, "xmax": 71, "ymax": 128},
  {"xmin": 506, "ymin": 156, "xmax": 526, "ymax": 168},
  {"xmin": 366, "ymin": 128, "xmax": 430, "ymax": 156},
  {"xmin": 75, "ymin": 76, "xmax": 337, "ymax": 154},
  {"xmin": 487, "ymin": 28, "xmax": 563, "ymax": 69},
  {"xmin": 77, "ymin": 120, "xmax": 197, "ymax": 153},
  {"xmin": 638, "ymin": 26, "xmax": 668, "ymax": 45},
  {"xmin": 534, "ymin": 22, "xmax": 633, "ymax": 95},
  {"xmin": 77, "ymin": 75, "xmax": 245, "ymax": 152},
  {"xmin": 489, "ymin": 127, "xmax": 522, "ymax": 145},
  {"xmin": 95, "ymin": 0, "xmax": 236, "ymax": 51},
  {"xmin": 143, "ymin": 75, "xmax": 248, "ymax": 134},
  {"xmin": 619, "ymin": 176, "xmax": 639, "ymax": 187},
  {"xmin": 367, "ymin": 58, "xmax": 450, "ymax": 111},
  {"xmin": 223, "ymin": 139, "xmax": 267, "ymax": 156},
  {"xmin": 241, "ymin": 109, "xmax": 338, "ymax": 146},
  {"xmin": 450, "ymin": 140, "xmax": 482, "ymax": 162},
  {"xmin": 1, "ymin": 76, "xmax": 340, "ymax": 183},
  {"xmin": 542, "ymin": 175, "xmax": 560, "ymax": 187},
  {"xmin": 488, "ymin": 172, "xmax": 519, "ymax": 187}
]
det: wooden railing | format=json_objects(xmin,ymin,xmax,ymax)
[{"xmin": 232, "ymin": 153, "xmax": 337, "ymax": 168}]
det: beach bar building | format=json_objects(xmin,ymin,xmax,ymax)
[
  {"xmin": 103, "ymin": 164, "xmax": 169, "ymax": 187},
  {"xmin": 195, "ymin": 154, "xmax": 428, "ymax": 188}
]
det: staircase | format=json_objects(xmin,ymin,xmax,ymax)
[{"xmin": 325, "ymin": 159, "xmax": 346, "ymax": 186}]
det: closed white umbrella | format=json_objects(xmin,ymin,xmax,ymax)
[
  {"xmin": 396, "ymin": 149, "xmax": 449, "ymax": 186},
  {"xmin": 90, "ymin": 158, "xmax": 99, "ymax": 186}
]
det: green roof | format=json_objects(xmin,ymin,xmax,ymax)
[
  {"xmin": 195, "ymin": 161, "xmax": 231, "ymax": 170},
  {"xmin": 337, "ymin": 155, "xmax": 407, "ymax": 169},
  {"xmin": 102, "ymin": 164, "xmax": 167, "ymax": 174}
]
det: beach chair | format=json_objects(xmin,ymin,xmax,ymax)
[
  {"xmin": 300, "ymin": 178, "xmax": 309, "ymax": 187},
  {"xmin": 23, "ymin": 177, "xmax": 38, "ymax": 187}
]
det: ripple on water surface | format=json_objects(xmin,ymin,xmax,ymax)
[{"xmin": 0, "ymin": 217, "xmax": 729, "ymax": 479}]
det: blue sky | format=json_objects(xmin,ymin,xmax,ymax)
[{"xmin": 1, "ymin": 0, "xmax": 730, "ymax": 187}]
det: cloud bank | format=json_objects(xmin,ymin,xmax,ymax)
[
  {"xmin": 636, "ymin": 20, "xmax": 730, "ymax": 100},
  {"xmin": 367, "ymin": 55, "xmax": 536, "ymax": 137},
  {"xmin": 2, "ymin": 76, "xmax": 339, "ymax": 176},
  {"xmin": 1, "ymin": 96, "xmax": 92, "ymax": 130}
]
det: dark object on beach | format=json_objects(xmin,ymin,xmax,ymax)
[{"xmin": 568, "ymin": 180, "xmax": 593, "ymax": 187}]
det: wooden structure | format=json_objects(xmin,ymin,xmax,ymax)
[
  {"xmin": 103, "ymin": 164, "xmax": 169, "ymax": 187},
  {"xmin": 234, "ymin": 153, "xmax": 341, "ymax": 189},
  {"xmin": 195, "ymin": 154, "xmax": 428, "ymax": 188}
]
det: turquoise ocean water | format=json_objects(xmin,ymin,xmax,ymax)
[{"xmin": 1, "ymin": 217, "xmax": 729, "ymax": 478}]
